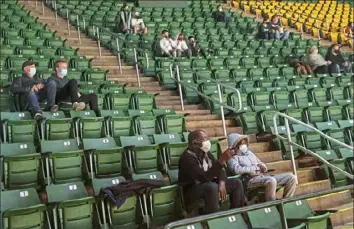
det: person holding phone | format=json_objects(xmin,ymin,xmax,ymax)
[
  {"xmin": 227, "ymin": 134, "xmax": 297, "ymax": 201},
  {"xmin": 178, "ymin": 130, "xmax": 245, "ymax": 214}
]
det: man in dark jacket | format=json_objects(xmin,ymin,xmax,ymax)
[
  {"xmin": 325, "ymin": 44, "xmax": 352, "ymax": 73},
  {"xmin": 178, "ymin": 130, "xmax": 244, "ymax": 214},
  {"xmin": 187, "ymin": 36, "xmax": 206, "ymax": 57},
  {"xmin": 46, "ymin": 59, "xmax": 99, "ymax": 115},
  {"xmin": 10, "ymin": 60, "xmax": 46, "ymax": 120},
  {"xmin": 214, "ymin": 5, "xmax": 228, "ymax": 22}
]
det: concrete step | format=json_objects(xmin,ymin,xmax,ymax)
[
  {"xmin": 330, "ymin": 203, "xmax": 354, "ymax": 227},
  {"xmin": 265, "ymin": 160, "xmax": 296, "ymax": 173},
  {"xmin": 196, "ymin": 127, "xmax": 243, "ymax": 138},
  {"xmin": 295, "ymin": 179, "xmax": 331, "ymax": 196},
  {"xmin": 185, "ymin": 114, "xmax": 222, "ymax": 121},
  {"xmin": 255, "ymin": 151, "xmax": 283, "ymax": 163},
  {"xmin": 296, "ymin": 169, "xmax": 315, "ymax": 184},
  {"xmin": 186, "ymin": 119, "xmax": 236, "ymax": 129},
  {"xmin": 176, "ymin": 109, "xmax": 211, "ymax": 115},
  {"xmin": 159, "ymin": 104, "xmax": 202, "ymax": 110},
  {"xmin": 248, "ymin": 142, "xmax": 270, "ymax": 154},
  {"xmin": 307, "ymin": 190, "xmax": 352, "ymax": 211}
]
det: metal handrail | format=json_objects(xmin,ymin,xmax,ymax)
[
  {"xmin": 164, "ymin": 185, "xmax": 353, "ymax": 229},
  {"xmin": 273, "ymin": 112, "xmax": 354, "ymax": 181}
]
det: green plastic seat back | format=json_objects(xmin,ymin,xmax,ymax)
[
  {"xmin": 248, "ymin": 206, "xmax": 282, "ymax": 229},
  {"xmin": 173, "ymin": 223, "xmax": 203, "ymax": 229},
  {"xmin": 7, "ymin": 120, "xmax": 36, "ymax": 143},
  {"xmin": 207, "ymin": 214, "xmax": 248, "ymax": 229},
  {"xmin": 163, "ymin": 115, "xmax": 185, "ymax": 136},
  {"xmin": 150, "ymin": 185, "xmax": 178, "ymax": 226},
  {"xmin": 110, "ymin": 117, "xmax": 134, "ymax": 141}
]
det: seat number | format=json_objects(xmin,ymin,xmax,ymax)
[
  {"xmin": 103, "ymin": 139, "xmax": 109, "ymax": 143},
  {"xmin": 187, "ymin": 226, "xmax": 195, "ymax": 229},
  {"xmin": 149, "ymin": 174, "xmax": 157, "ymax": 179},
  {"xmin": 20, "ymin": 144, "xmax": 27, "ymax": 149},
  {"xmin": 140, "ymin": 110, "xmax": 145, "ymax": 113},
  {"xmin": 264, "ymin": 208, "xmax": 272, "ymax": 213},
  {"xmin": 313, "ymin": 85, "xmax": 318, "ymax": 88},
  {"xmin": 18, "ymin": 113, "xmax": 25, "ymax": 117},
  {"xmin": 112, "ymin": 179, "xmax": 120, "ymax": 185},
  {"xmin": 137, "ymin": 137, "xmax": 144, "ymax": 141},
  {"xmin": 228, "ymin": 216, "xmax": 236, "ymax": 222},
  {"xmin": 53, "ymin": 112, "xmax": 59, "ymax": 116},
  {"xmin": 326, "ymin": 151, "xmax": 331, "ymax": 155},
  {"xmin": 328, "ymin": 122, "xmax": 332, "ymax": 125},
  {"xmin": 295, "ymin": 200, "xmax": 302, "ymax": 205},
  {"xmin": 20, "ymin": 191, "xmax": 28, "ymax": 197},
  {"xmin": 85, "ymin": 112, "xmax": 90, "ymax": 115},
  {"xmin": 165, "ymin": 109, "xmax": 170, "ymax": 112},
  {"xmin": 113, "ymin": 111, "xmax": 119, "ymax": 114},
  {"xmin": 63, "ymin": 141, "xmax": 71, "ymax": 146},
  {"xmin": 350, "ymin": 120, "xmax": 353, "ymax": 124},
  {"xmin": 69, "ymin": 185, "xmax": 77, "ymax": 190},
  {"xmin": 168, "ymin": 134, "xmax": 175, "ymax": 139}
]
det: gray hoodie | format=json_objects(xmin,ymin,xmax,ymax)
[{"xmin": 227, "ymin": 133, "xmax": 267, "ymax": 176}]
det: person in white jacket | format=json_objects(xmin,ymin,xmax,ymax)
[
  {"xmin": 174, "ymin": 33, "xmax": 189, "ymax": 57},
  {"xmin": 227, "ymin": 134, "xmax": 297, "ymax": 201},
  {"xmin": 159, "ymin": 30, "xmax": 176, "ymax": 57},
  {"xmin": 131, "ymin": 12, "xmax": 147, "ymax": 34}
]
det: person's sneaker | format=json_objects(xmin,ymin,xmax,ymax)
[
  {"xmin": 50, "ymin": 105, "xmax": 59, "ymax": 113},
  {"xmin": 72, "ymin": 102, "xmax": 86, "ymax": 111},
  {"xmin": 34, "ymin": 112, "xmax": 43, "ymax": 121}
]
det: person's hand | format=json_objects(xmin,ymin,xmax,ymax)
[
  {"xmin": 219, "ymin": 148, "xmax": 235, "ymax": 164},
  {"xmin": 31, "ymin": 85, "xmax": 39, "ymax": 92},
  {"xmin": 343, "ymin": 62, "xmax": 348, "ymax": 67},
  {"xmin": 77, "ymin": 92, "xmax": 81, "ymax": 98},
  {"xmin": 327, "ymin": 60, "xmax": 332, "ymax": 65},
  {"xmin": 257, "ymin": 164, "xmax": 267, "ymax": 173},
  {"xmin": 122, "ymin": 26, "xmax": 126, "ymax": 31},
  {"xmin": 219, "ymin": 181, "xmax": 227, "ymax": 202},
  {"xmin": 37, "ymin": 83, "xmax": 44, "ymax": 90}
]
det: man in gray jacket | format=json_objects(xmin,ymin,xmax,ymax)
[
  {"xmin": 227, "ymin": 134, "xmax": 297, "ymax": 201},
  {"xmin": 46, "ymin": 60, "xmax": 99, "ymax": 115}
]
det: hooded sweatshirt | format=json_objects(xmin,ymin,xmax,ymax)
[
  {"xmin": 174, "ymin": 33, "xmax": 189, "ymax": 51},
  {"xmin": 227, "ymin": 134, "xmax": 267, "ymax": 176}
]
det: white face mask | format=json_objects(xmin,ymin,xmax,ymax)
[
  {"xmin": 29, "ymin": 68, "xmax": 36, "ymax": 77},
  {"xmin": 200, "ymin": 140, "xmax": 211, "ymax": 153},
  {"xmin": 239, "ymin": 144, "xmax": 248, "ymax": 154},
  {"xmin": 57, "ymin": 68, "xmax": 67, "ymax": 78}
]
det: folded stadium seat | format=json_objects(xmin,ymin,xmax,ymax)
[
  {"xmin": 249, "ymin": 67, "xmax": 265, "ymax": 81},
  {"xmin": 31, "ymin": 55, "xmax": 52, "ymax": 72},
  {"xmin": 204, "ymin": 92, "xmax": 229, "ymax": 115},
  {"xmin": 198, "ymin": 81, "xmax": 218, "ymax": 96},
  {"xmin": 209, "ymin": 56, "xmax": 225, "ymax": 69},
  {"xmin": 272, "ymin": 55, "xmax": 289, "ymax": 68},
  {"xmin": 70, "ymin": 110, "xmax": 105, "ymax": 139},
  {"xmin": 317, "ymin": 121, "xmax": 347, "ymax": 149},
  {"xmin": 1, "ymin": 142, "xmax": 40, "ymax": 190},
  {"xmin": 153, "ymin": 133, "xmax": 188, "ymax": 171},
  {"xmin": 226, "ymin": 56, "xmax": 242, "ymax": 70},
  {"xmin": 293, "ymin": 89, "xmax": 313, "ymax": 109},
  {"xmin": 1, "ymin": 111, "xmax": 37, "ymax": 143},
  {"xmin": 132, "ymin": 93, "xmax": 158, "ymax": 110},
  {"xmin": 120, "ymin": 135, "xmax": 161, "ymax": 175},
  {"xmin": 99, "ymin": 81, "xmax": 125, "ymax": 95},
  {"xmin": 0, "ymin": 68, "xmax": 12, "ymax": 85},
  {"xmin": 337, "ymin": 120, "xmax": 354, "ymax": 145},
  {"xmin": 91, "ymin": 176, "xmax": 138, "ymax": 229},
  {"xmin": 248, "ymin": 206, "xmax": 306, "ymax": 229},
  {"xmin": 251, "ymin": 91, "xmax": 275, "ymax": 112},
  {"xmin": 316, "ymin": 150, "xmax": 351, "ymax": 187},
  {"xmin": 270, "ymin": 125, "xmax": 301, "ymax": 160},
  {"xmin": 236, "ymin": 111, "xmax": 258, "ymax": 134},
  {"xmin": 7, "ymin": 55, "xmax": 29, "ymax": 70},
  {"xmin": 108, "ymin": 93, "xmax": 133, "ymax": 110},
  {"xmin": 242, "ymin": 47, "xmax": 256, "ymax": 57},
  {"xmin": 307, "ymin": 106, "xmax": 327, "ymax": 123},
  {"xmin": 284, "ymin": 199, "xmax": 332, "ymax": 229},
  {"xmin": 46, "ymin": 182, "xmax": 96, "ymax": 229},
  {"xmin": 1, "ymin": 188, "xmax": 47, "ymax": 229},
  {"xmin": 41, "ymin": 139, "xmax": 84, "ymax": 184},
  {"xmin": 213, "ymin": 69, "xmax": 232, "ymax": 83},
  {"xmin": 84, "ymin": 68, "xmax": 108, "ymax": 84},
  {"xmin": 82, "ymin": 137, "xmax": 123, "ymax": 179},
  {"xmin": 0, "ymin": 86, "xmax": 15, "ymax": 112},
  {"xmin": 235, "ymin": 40, "xmax": 248, "ymax": 50},
  {"xmin": 70, "ymin": 56, "xmax": 93, "ymax": 70},
  {"xmin": 57, "ymin": 47, "xmax": 79, "ymax": 57},
  {"xmin": 192, "ymin": 58, "xmax": 209, "ymax": 70},
  {"xmin": 181, "ymin": 79, "xmax": 199, "ymax": 103},
  {"xmin": 1, "ymin": 45, "xmax": 15, "ymax": 56},
  {"xmin": 298, "ymin": 127, "xmax": 327, "ymax": 152},
  {"xmin": 39, "ymin": 111, "xmax": 74, "ymax": 140},
  {"xmin": 326, "ymin": 105, "xmax": 346, "ymax": 121},
  {"xmin": 207, "ymin": 214, "xmax": 248, "ymax": 229},
  {"xmin": 39, "ymin": 47, "xmax": 57, "ymax": 57}
]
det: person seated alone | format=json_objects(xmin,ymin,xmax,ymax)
[
  {"xmin": 131, "ymin": 12, "xmax": 147, "ymax": 34},
  {"xmin": 159, "ymin": 30, "xmax": 176, "ymax": 57},
  {"xmin": 174, "ymin": 33, "xmax": 189, "ymax": 57},
  {"xmin": 46, "ymin": 60, "xmax": 99, "ymax": 116},
  {"xmin": 227, "ymin": 134, "xmax": 297, "ymax": 201},
  {"xmin": 11, "ymin": 60, "xmax": 46, "ymax": 120},
  {"xmin": 178, "ymin": 130, "xmax": 245, "ymax": 214},
  {"xmin": 214, "ymin": 5, "xmax": 228, "ymax": 22},
  {"xmin": 307, "ymin": 46, "xmax": 331, "ymax": 74}
]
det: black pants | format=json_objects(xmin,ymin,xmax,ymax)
[
  {"xmin": 184, "ymin": 177, "xmax": 245, "ymax": 214},
  {"xmin": 46, "ymin": 79, "xmax": 99, "ymax": 114},
  {"xmin": 314, "ymin": 65, "xmax": 329, "ymax": 74}
]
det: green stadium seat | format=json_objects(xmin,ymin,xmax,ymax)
[
  {"xmin": 1, "ymin": 111, "xmax": 36, "ymax": 143},
  {"xmin": 46, "ymin": 182, "xmax": 95, "ymax": 229},
  {"xmin": 70, "ymin": 110, "xmax": 105, "ymax": 139},
  {"xmin": 133, "ymin": 93, "xmax": 157, "ymax": 110},
  {"xmin": 40, "ymin": 111, "xmax": 74, "ymax": 140},
  {"xmin": 41, "ymin": 139, "xmax": 83, "ymax": 184},
  {"xmin": 207, "ymin": 214, "xmax": 248, "ymax": 229},
  {"xmin": 1, "ymin": 188, "xmax": 47, "ymax": 229}
]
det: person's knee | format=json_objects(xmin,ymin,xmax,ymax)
[
  {"xmin": 204, "ymin": 182, "xmax": 219, "ymax": 194},
  {"xmin": 287, "ymin": 174, "xmax": 297, "ymax": 184},
  {"xmin": 27, "ymin": 91, "xmax": 37, "ymax": 99},
  {"xmin": 68, "ymin": 79, "xmax": 78, "ymax": 87},
  {"xmin": 89, "ymin": 93, "xmax": 98, "ymax": 101},
  {"xmin": 46, "ymin": 80, "xmax": 57, "ymax": 89},
  {"xmin": 265, "ymin": 177, "xmax": 277, "ymax": 188},
  {"xmin": 229, "ymin": 178, "xmax": 243, "ymax": 189}
]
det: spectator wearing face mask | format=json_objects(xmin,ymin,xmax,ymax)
[
  {"xmin": 307, "ymin": 46, "xmax": 331, "ymax": 74},
  {"xmin": 11, "ymin": 60, "xmax": 46, "ymax": 120},
  {"xmin": 227, "ymin": 134, "xmax": 297, "ymax": 201},
  {"xmin": 159, "ymin": 30, "xmax": 176, "ymax": 57},
  {"xmin": 214, "ymin": 5, "xmax": 227, "ymax": 22},
  {"xmin": 258, "ymin": 17, "xmax": 271, "ymax": 39},
  {"xmin": 178, "ymin": 130, "xmax": 245, "ymax": 214},
  {"xmin": 174, "ymin": 33, "xmax": 189, "ymax": 57},
  {"xmin": 131, "ymin": 12, "xmax": 147, "ymax": 34},
  {"xmin": 269, "ymin": 15, "xmax": 290, "ymax": 40},
  {"xmin": 120, "ymin": 5, "xmax": 132, "ymax": 33},
  {"xmin": 45, "ymin": 60, "xmax": 99, "ymax": 116},
  {"xmin": 325, "ymin": 44, "xmax": 352, "ymax": 73},
  {"xmin": 187, "ymin": 35, "xmax": 205, "ymax": 57}
]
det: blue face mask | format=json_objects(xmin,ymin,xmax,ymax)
[
  {"xmin": 58, "ymin": 68, "xmax": 68, "ymax": 78},
  {"xmin": 29, "ymin": 68, "xmax": 36, "ymax": 77}
]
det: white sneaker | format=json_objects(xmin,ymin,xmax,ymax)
[{"xmin": 72, "ymin": 102, "xmax": 86, "ymax": 111}]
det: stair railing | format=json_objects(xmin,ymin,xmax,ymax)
[
  {"xmin": 169, "ymin": 64, "xmax": 243, "ymax": 137},
  {"xmin": 273, "ymin": 112, "xmax": 354, "ymax": 185}
]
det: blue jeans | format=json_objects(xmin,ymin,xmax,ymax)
[
  {"xmin": 27, "ymin": 90, "xmax": 45, "ymax": 113},
  {"xmin": 275, "ymin": 30, "xmax": 290, "ymax": 40}
]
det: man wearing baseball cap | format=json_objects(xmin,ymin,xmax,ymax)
[{"xmin": 10, "ymin": 60, "xmax": 46, "ymax": 120}]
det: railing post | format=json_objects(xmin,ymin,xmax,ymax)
[
  {"xmin": 116, "ymin": 38, "xmax": 123, "ymax": 74},
  {"xmin": 76, "ymin": 15, "xmax": 81, "ymax": 44},
  {"xmin": 174, "ymin": 65, "xmax": 185, "ymax": 111},
  {"xmin": 82, "ymin": 16, "xmax": 86, "ymax": 30},
  {"xmin": 66, "ymin": 8, "xmax": 70, "ymax": 36},
  {"xmin": 96, "ymin": 27, "xmax": 102, "ymax": 59},
  {"xmin": 284, "ymin": 118, "xmax": 298, "ymax": 185},
  {"xmin": 217, "ymin": 84, "xmax": 227, "ymax": 137},
  {"xmin": 278, "ymin": 202, "xmax": 289, "ymax": 229},
  {"xmin": 54, "ymin": 0, "xmax": 58, "ymax": 25},
  {"xmin": 35, "ymin": 0, "xmax": 38, "ymax": 9},
  {"xmin": 42, "ymin": 0, "xmax": 45, "ymax": 15},
  {"xmin": 133, "ymin": 48, "xmax": 141, "ymax": 87}
]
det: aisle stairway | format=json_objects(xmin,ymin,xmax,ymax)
[{"xmin": 21, "ymin": 1, "xmax": 353, "ymax": 227}]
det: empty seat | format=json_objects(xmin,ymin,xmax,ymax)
[
  {"xmin": 70, "ymin": 110, "xmax": 105, "ymax": 139},
  {"xmin": 40, "ymin": 111, "xmax": 74, "ymax": 140},
  {"xmin": 1, "ymin": 111, "xmax": 36, "ymax": 143}
]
